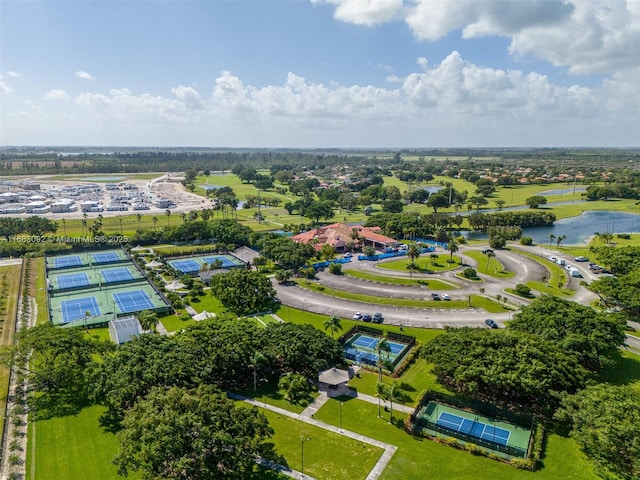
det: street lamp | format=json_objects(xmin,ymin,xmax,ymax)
[
  {"xmin": 301, "ymin": 436, "xmax": 311, "ymax": 478},
  {"xmin": 339, "ymin": 402, "xmax": 343, "ymax": 432}
]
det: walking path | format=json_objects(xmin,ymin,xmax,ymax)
[{"xmin": 230, "ymin": 392, "xmax": 398, "ymax": 480}]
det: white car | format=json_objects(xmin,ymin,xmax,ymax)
[
  {"xmin": 352, "ymin": 312, "xmax": 362, "ymax": 320},
  {"xmin": 441, "ymin": 294, "xmax": 451, "ymax": 300}
]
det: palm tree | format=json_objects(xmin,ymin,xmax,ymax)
[
  {"xmin": 136, "ymin": 213, "xmax": 142, "ymax": 230},
  {"xmin": 549, "ymin": 233, "xmax": 556, "ymax": 248},
  {"xmin": 165, "ymin": 209, "xmax": 171, "ymax": 226},
  {"xmin": 375, "ymin": 337, "xmax": 392, "ymax": 382},
  {"xmin": 81, "ymin": 219, "xmax": 87, "ymax": 236},
  {"xmin": 556, "ymin": 234, "xmax": 567, "ymax": 249},
  {"xmin": 376, "ymin": 381, "xmax": 385, "ymax": 418},
  {"xmin": 250, "ymin": 351, "xmax": 268, "ymax": 392},
  {"xmin": 486, "ymin": 250, "xmax": 495, "ymax": 269},
  {"xmin": 407, "ymin": 244, "xmax": 420, "ymax": 279},
  {"xmin": 83, "ymin": 310, "xmax": 91, "ymax": 330},
  {"xmin": 137, "ymin": 310, "xmax": 159, "ymax": 332},
  {"xmin": 279, "ymin": 372, "xmax": 309, "ymax": 402},
  {"xmin": 385, "ymin": 382, "xmax": 403, "ymax": 424},
  {"xmin": 152, "ymin": 216, "xmax": 158, "ymax": 231},
  {"xmin": 323, "ymin": 315, "xmax": 343, "ymax": 337},
  {"xmin": 448, "ymin": 237, "xmax": 459, "ymax": 262},
  {"xmin": 62, "ymin": 218, "xmax": 66, "ymax": 236}
]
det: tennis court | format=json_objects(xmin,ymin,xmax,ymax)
[
  {"xmin": 56, "ymin": 272, "xmax": 90, "ymax": 290},
  {"xmin": 168, "ymin": 258, "xmax": 201, "ymax": 274},
  {"xmin": 203, "ymin": 255, "xmax": 244, "ymax": 268},
  {"xmin": 351, "ymin": 334, "xmax": 406, "ymax": 355},
  {"xmin": 60, "ymin": 296, "xmax": 101, "ymax": 323},
  {"xmin": 343, "ymin": 332, "xmax": 412, "ymax": 371},
  {"xmin": 101, "ymin": 267, "xmax": 135, "ymax": 283},
  {"xmin": 92, "ymin": 251, "xmax": 122, "ymax": 264},
  {"xmin": 53, "ymin": 255, "xmax": 83, "ymax": 269},
  {"xmin": 113, "ymin": 290, "xmax": 155, "ymax": 313},
  {"xmin": 436, "ymin": 411, "xmax": 510, "ymax": 446}
]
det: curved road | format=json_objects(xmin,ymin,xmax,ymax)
[{"xmin": 273, "ymin": 244, "xmax": 601, "ymax": 329}]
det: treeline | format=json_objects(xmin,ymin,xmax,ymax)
[
  {"xmin": 0, "ymin": 217, "xmax": 58, "ymax": 237},
  {"xmin": 467, "ymin": 211, "xmax": 556, "ymax": 230}
]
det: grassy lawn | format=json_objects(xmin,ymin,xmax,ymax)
[
  {"xmin": 296, "ymin": 280, "xmax": 508, "ymax": 313},
  {"xmin": 463, "ymin": 250, "xmax": 515, "ymax": 279},
  {"xmin": 510, "ymin": 248, "xmax": 575, "ymax": 297},
  {"xmin": 159, "ymin": 313, "xmax": 196, "ymax": 332},
  {"xmin": 342, "ymin": 269, "xmax": 458, "ymax": 290},
  {"xmin": 84, "ymin": 327, "xmax": 112, "ymax": 343},
  {"xmin": 261, "ymin": 408, "xmax": 384, "ymax": 480},
  {"xmin": 314, "ymin": 398, "xmax": 599, "ymax": 480},
  {"xmin": 596, "ymin": 350, "xmax": 640, "ymax": 393},
  {"xmin": 239, "ymin": 382, "xmax": 319, "ymax": 414},
  {"xmin": 32, "ymin": 257, "xmax": 50, "ymax": 325},
  {"xmin": 27, "ymin": 405, "xmax": 142, "ymax": 480},
  {"xmin": 377, "ymin": 254, "xmax": 462, "ymax": 273}
]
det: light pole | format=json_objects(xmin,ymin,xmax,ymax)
[
  {"xmin": 301, "ymin": 436, "xmax": 311, "ymax": 478},
  {"xmin": 339, "ymin": 402, "xmax": 343, "ymax": 432}
]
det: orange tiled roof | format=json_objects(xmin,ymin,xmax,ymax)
[{"xmin": 292, "ymin": 223, "xmax": 396, "ymax": 249}]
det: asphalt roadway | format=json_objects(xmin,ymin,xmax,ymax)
[{"xmin": 272, "ymin": 244, "xmax": 602, "ymax": 329}]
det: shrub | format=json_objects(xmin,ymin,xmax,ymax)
[
  {"xmin": 328, "ymin": 263, "xmax": 342, "ymax": 275},
  {"xmin": 462, "ymin": 267, "xmax": 479, "ymax": 280},
  {"xmin": 514, "ymin": 284, "xmax": 533, "ymax": 298},
  {"xmin": 520, "ymin": 236, "xmax": 533, "ymax": 245}
]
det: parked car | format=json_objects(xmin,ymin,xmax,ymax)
[
  {"xmin": 441, "ymin": 293, "xmax": 451, "ymax": 300},
  {"xmin": 485, "ymin": 318, "xmax": 498, "ymax": 329},
  {"xmin": 574, "ymin": 256, "xmax": 589, "ymax": 262},
  {"xmin": 373, "ymin": 312, "xmax": 384, "ymax": 323},
  {"xmin": 431, "ymin": 293, "xmax": 441, "ymax": 300},
  {"xmin": 352, "ymin": 312, "xmax": 362, "ymax": 320},
  {"xmin": 548, "ymin": 256, "xmax": 557, "ymax": 262},
  {"xmin": 343, "ymin": 252, "xmax": 352, "ymax": 258},
  {"xmin": 482, "ymin": 249, "xmax": 494, "ymax": 254},
  {"xmin": 362, "ymin": 314, "xmax": 372, "ymax": 322}
]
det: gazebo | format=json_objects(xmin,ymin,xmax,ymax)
[
  {"xmin": 193, "ymin": 310, "xmax": 216, "ymax": 321},
  {"xmin": 318, "ymin": 367, "xmax": 351, "ymax": 394}
]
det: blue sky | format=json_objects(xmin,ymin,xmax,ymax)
[{"xmin": 1, "ymin": 0, "xmax": 638, "ymax": 147}]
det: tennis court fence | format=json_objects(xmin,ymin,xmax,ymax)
[{"xmin": 410, "ymin": 390, "xmax": 534, "ymax": 459}]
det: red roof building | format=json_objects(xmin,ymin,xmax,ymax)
[{"xmin": 292, "ymin": 223, "xmax": 397, "ymax": 252}]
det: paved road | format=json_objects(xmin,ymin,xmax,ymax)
[{"xmin": 273, "ymin": 244, "xmax": 601, "ymax": 329}]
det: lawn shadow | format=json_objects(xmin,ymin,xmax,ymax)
[
  {"xmin": 30, "ymin": 387, "xmax": 93, "ymax": 421},
  {"xmin": 596, "ymin": 353, "xmax": 640, "ymax": 386}
]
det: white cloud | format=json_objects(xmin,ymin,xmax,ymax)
[
  {"xmin": 44, "ymin": 89, "xmax": 70, "ymax": 101},
  {"xmin": 7, "ymin": 71, "xmax": 22, "ymax": 78},
  {"xmin": 315, "ymin": 0, "xmax": 640, "ymax": 75},
  {"xmin": 75, "ymin": 70, "xmax": 94, "ymax": 80},
  {"xmin": 6, "ymin": 51, "xmax": 637, "ymax": 146},
  {"xmin": 0, "ymin": 75, "xmax": 12, "ymax": 95},
  {"xmin": 312, "ymin": 0, "xmax": 404, "ymax": 25}
]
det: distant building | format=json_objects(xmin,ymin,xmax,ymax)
[
  {"xmin": 292, "ymin": 223, "xmax": 397, "ymax": 252},
  {"xmin": 155, "ymin": 198, "xmax": 176, "ymax": 209}
]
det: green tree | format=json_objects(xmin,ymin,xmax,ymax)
[
  {"xmin": 113, "ymin": 385, "xmax": 274, "ymax": 480},
  {"xmin": 526, "ymin": 195, "xmax": 547, "ymax": 209},
  {"xmin": 209, "ymin": 269, "xmax": 279, "ymax": 316},
  {"xmin": 323, "ymin": 315, "xmax": 343, "ymax": 337},
  {"xmin": 556, "ymin": 384, "xmax": 640, "ymax": 480},
  {"xmin": 278, "ymin": 372, "xmax": 311, "ymax": 403},
  {"xmin": 136, "ymin": 310, "xmax": 159, "ymax": 332},
  {"xmin": 320, "ymin": 243, "xmax": 335, "ymax": 261}
]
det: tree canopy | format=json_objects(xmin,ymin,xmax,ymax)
[
  {"xmin": 510, "ymin": 296, "xmax": 626, "ymax": 370},
  {"xmin": 113, "ymin": 385, "xmax": 274, "ymax": 480},
  {"xmin": 209, "ymin": 269, "xmax": 279, "ymax": 316},
  {"xmin": 555, "ymin": 384, "xmax": 640, "ymax": 480}
]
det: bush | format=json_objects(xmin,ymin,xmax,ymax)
[
  {"xmin": 489, "ymin": 234, "xmax": 506, "ymax": 249},
  {"xmin": 462, "ymin": 268, "xmax": 479, "ymax": 280},
  {"xmin": 328, "ymin": 263, "xmax": 342, "ymax": 275},
  {"xmin": 514, "ymin": 284, "xmax": 533, "ymax": 298},
  {"xmin": 520, "ymin": 236, "xmax": 533, "ymax": 245}
]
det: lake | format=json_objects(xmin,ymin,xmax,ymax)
[{"xmin": 463, "ymin": 210, "xmax": 640, "ymax": 245}]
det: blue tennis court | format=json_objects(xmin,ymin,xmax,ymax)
[
  {"xmin": 112, "ymin": 290, "xmax": 155, "ymax": 313},
  {"xmin": 101, "ymin": 268, "xmax": 134, "ymax": 283},
  {"xmin": 203, "ymin": 255, "xmax": 239, "ymax": 268},
  {"xmin": 92, "ymin": 252, "xmax": 121, "ymax": 263},
  {"xmin": 169, "ymin": 259, "xmax": 201, "ymax": 274},
  {"xmin": 56, "ymin": 272, "xmax": 89, "ymax": 289},
  {"xmin": 436, "ymin": 411, "xmax": 511, "ymax": 446},
  {"xmin": 352, "ymin": 334, "xmax": 406, "ymax": 355},
  {"xmin": 60, "ymin": 296, "xmax": 101, "ymax": 323},
  {"xmin": 54, "ymin": 255, "xmax": 82, "ymax": 269}
]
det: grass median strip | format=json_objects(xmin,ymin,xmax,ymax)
[
  {"xmin": 510, "ymin": 248, "xmax": 575, "ymax": 297},
  {"xmin": 296, "ymin": 280, "xmax": 508, "ymax": 313},
  {"xmin": 462, "ymin": 250, "xmax": 515, "ymax": 279},
  {"xmin": 342, "ymin": 269, "xmax": 458, "ymax": 290}
]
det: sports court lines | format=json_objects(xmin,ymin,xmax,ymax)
[
  {"xmin": 112, "ymin": 290, "xmax": 154, "ymax": 313},
  {"xmin": 53, "ymin": 255, "xmax": 83, "ymax": 269},
  {"xmin": 91, "ymin": 251, "xmax": 121, "ymax": 263},
  {"xmin": 56, "ymin": 272, "xmax": 90, "ymax": 289},
  {"xmin": 60, "ymin": 296, "xmax": 101, "ymax": 323},
  {"xmin": 101, "ymin": 267, "xmax": 135, "ymax": 283},
  {"xmin": 435, "ymin": 411, "xmax": 511, "ymax": 446}
]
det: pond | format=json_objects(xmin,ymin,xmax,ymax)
[
  {"xmin": 421, "ymin": 186, "xmax": 443, "ymax": 194},
  {"xmin": 462, "ymin": 210, "xmax": 640, "ymax": 245},
  {"xmin": 538, "ymin": 187, "xmax": 586, "ymax": 196}
]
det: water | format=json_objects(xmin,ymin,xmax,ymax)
[
  {"xmin": 201, "ymin": 184, "xmax": 222, "ymax": 190},
  {"xmin": 461, "ymin": 210, "xmax": 640, "ymax": 245},
  {"xmin": 538, "ymin": 187, "xmax": 586, "ymax": 196},
  {"xmin": 422, "ymin": 186, "xmax": 443, "ymax": 194}
]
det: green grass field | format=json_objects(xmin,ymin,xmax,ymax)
[
  {"xmin": 463, "ymin": 250, "xmax": 515, "ymax": 279},
  {"xmin": 377, "ymin": 253, "xmax": 463, "ymax": 273},
  {"xmin": 510, "ymin": 248, "xmax": 575, "ymax": 297},
  {"xmin": 342, "ymin": 269, "xmax": 458, "ymax": 290}
]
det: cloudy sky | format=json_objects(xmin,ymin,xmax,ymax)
[{"xmin": 1, "ymin": 0, "xmax": 638, "ymax": 148}]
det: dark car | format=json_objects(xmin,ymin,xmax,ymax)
[
  {"xmin": 482, "ymin": 249, "xmax": 494, "ymax": 255},
  {"xmin": 362, "ymin": 314, "xmax": 372, "ymax": 322},
  {"xmin": 431, "ymin": 293, "xmax": 441, "ymax": 300},
  {"xmin": 372, "ymin": 312, "xmax": 384, "ymax": 323},
  {"xmin": 485, "ymin": 318, "xmax": 498, "ymax": 329}
]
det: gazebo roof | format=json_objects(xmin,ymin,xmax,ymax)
[
  {"xmin": 318, "ymin": 367, "xmax": 350, "ymax": 386},
  {"xmin": 193, "ymin": 310, "xmax": 216, "ymax": 321}
]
